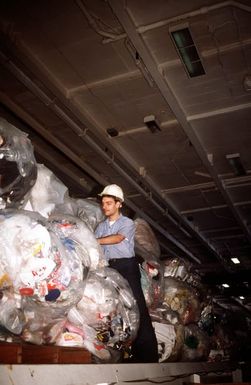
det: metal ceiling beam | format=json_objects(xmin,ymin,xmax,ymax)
[
  {"xmin": 181, "ymin": 200, "xmax": 251, "ymax": 215},
  {"xmin": 108, "ymin": 0, "xmax": 251, "ymax": 245}
]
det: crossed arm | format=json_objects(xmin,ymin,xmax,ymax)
[{"xmin": 96, "ymin": 233, "xmax": 125, "ymax": 245}]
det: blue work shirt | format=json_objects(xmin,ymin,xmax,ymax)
[{"xmin": 95, "ymin": 214, "xmax": 135, "ymax": 261}]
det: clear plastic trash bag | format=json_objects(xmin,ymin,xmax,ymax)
[
  {"xmin": 71, "ymin": 197, "xmax": 105, "ymax": 231},
  {"xmin": 0, "ymin": 118, "xmax": 37, "ymax": 209},
  {"xmin": 0, "ymin": 290, "xmax": 25, "ymax": 334},
  {"xmin": 24, "ymin": 164, "xmax": 68, "ymax": 218},
  {"xmin": 140, "ymin": 260, "xmax": 164, "ymax": 309},
  {"xmin": 181, "ymin": 323, "xmax": 210, "ymax": 361},
  {"xmin": 149, "ymin": 305, "xmax": 180, "ymax": 325},
  {"xmin": 163, "ymin": 257, "xmax": 191, "ymax": 280},
  {"xmin": 163, "ymin": 277, "xmax": 202, "ymax": 325},
  {"xmin": 48, "ymin": 213, "xmax": 106, "ymax": 270},
  {"xmin": 0, "ymin": 209, "xmax": 85, "ymax": 306},
  {"xmin": 153, "ymin": 321, "xmax": 184, "ymax": 362},
  {"xmin": 52, "ymin": 196, "xmax": 105, "ymax": 232},
  {"xmin": 67, "ymin": 268, "xmax": 139, "ymax": 361}
]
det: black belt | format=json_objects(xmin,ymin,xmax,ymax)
[{"xmin": 109, "ymin": 257, "xmax": 135, "ymax": 263}]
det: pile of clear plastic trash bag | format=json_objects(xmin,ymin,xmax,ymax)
[
  {"xmin": 0, "ymin": 119, "xmax": 139, "ymax": 362},
  {"xmin": 1, "ymin": 118, "xmax": 238, "ymax": 363}
]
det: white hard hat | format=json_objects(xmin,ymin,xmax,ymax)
[{"xmin": 99, "ymin": 184, "xmax": 124, "ymax": 202}]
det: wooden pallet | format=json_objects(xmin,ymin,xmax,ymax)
[{"xmin": 0, "ymin": 342, "xmax": 92, "ymax": 364}]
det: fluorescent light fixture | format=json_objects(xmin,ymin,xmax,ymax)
[
  {"xmin": 231, "ymin": 257, "xmax": 240, "ymax": 264},
  {"xmin": 222, "ymin": 283, "xmax": 230, "ymax": 288},
  {"xmin": 170, "ymin": 28, "xmax": 205, "ymax": 78},
  {"xmin": 96, "ymin": 383, "xmax": 109, "ymax": 385},
  {"xmin": 239, "ymin": 296, "xmax": 245, "ymax": 300},
  {"xmin": 226, "ymin": 153, "xmax": 246, "ymax": 176}
]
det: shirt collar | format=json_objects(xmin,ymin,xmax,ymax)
[{"xmin": 105, "ymin": 213, "xmax": 122, "ymax": 224}]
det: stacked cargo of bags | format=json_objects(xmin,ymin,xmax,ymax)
[
  {"xmin": 135, "ymin": 218, "xmax": 210, "ymax": 362},
  {"xmin": 0, "ymin": 119, "xmax": 245, "ymax": 363},
  {"xmin": 135, "ymin": 219, "xmax": 249, "ymax": 362},
  {"xmin": 0, "ymin": 119, "xmax": 139, "ymax": 362}
]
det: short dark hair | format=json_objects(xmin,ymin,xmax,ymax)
[{"xmin": 101, "ymin": 194, "xmax": 122, "ymax": 203}]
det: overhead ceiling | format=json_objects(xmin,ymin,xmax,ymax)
[{"xmin": 0, "ymin": 0, "xmax": 251, "ymax": 317}]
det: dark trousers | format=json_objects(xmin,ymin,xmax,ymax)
[{"xmin": 109, "ymin": 257, "xmax": 159, "ymax": 363}]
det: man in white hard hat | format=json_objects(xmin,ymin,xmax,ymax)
[{"xmin": 95, "ymin": 184, "xmax": 158, "ymax": 363}]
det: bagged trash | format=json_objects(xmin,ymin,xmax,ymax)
[
  {"xmin": 163, "ymin": 277, "xmax": 202, "ymax": 324},
  {"xmin": 73, "ymin": 198, "xmax": 105, "ymax": 231},
  {"xmin": 0, "ymin": 118, "xmax": 37, "ymax": 209},
  {"xmin": 24, "ymin": 164, "xmax": 68, "ymax": 218},
  {"xmin": 208, "ymin": 313, "xmax": 241, "ymax": 361},
  {"xmin": 163, "ymin": 257, "xmax": 191, "ymax": 280},
  {"xmin": 198, "ymin": 304, "xmax": 216, "ymax": 336},
  {"xmin": 48, "ymin": 214, "xmax": 106, "ymax": 270},
  {"xmin": 21, "ymin": 299, "xmax": 68, "ymax": 344},
  {"xmin": 0, "ymin": 290, "xmax": 24, "ymax": 334},
  {"xmin": 150, "ymin": 306, "xmax": 180, "ymax": 325},
  {"xmin": 134, "ymin": 218, "xmax": 160, "ymax": 261},
  {"xmin": 52, "ymin": 197, "xmax": 105, "ymax": 232},
  {"xmin": 67, "ymin": 268, "xmax": 139, "ymax": 361},
  {"xmin": 0, "ymin": 210, "xmax": 85, "ymax": 306},
  {"xmin": 140, "ymin": 260, "xmax": 164, "ymax": 309},
  {"xmin": 181, "ymin": 323, "xmax": 210, "ymax": 361},
  {"xmin": 153, "ymin": 321, "xmax": 184, "ymax": 362}
]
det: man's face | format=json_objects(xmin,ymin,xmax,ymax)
[{"xmin": 101, "ymin": 196, "xmax": 120, "ymax": 217}]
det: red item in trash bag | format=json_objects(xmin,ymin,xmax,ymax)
[{"xmin": 19, "ymin": 287, "xmax": 34, "ymax": 296}]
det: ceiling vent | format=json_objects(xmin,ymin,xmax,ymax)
[
  {"xmin": 170, "ymin": 27, "xmax": 205, "ymax": 78},
  {"xmin": 106, "ymin": 128, "xmax": 119, "ymax": 137},
  {"xmin": 144, "ymin": 115, "xmax": 161, "ymax": 133}
]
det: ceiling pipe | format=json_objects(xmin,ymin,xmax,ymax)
[
  {"xmin": 103, "ymin": 1, "xmax": 251, "ymax": 43},
  {"xmin": 187, "ymin": 102, "xmax": 251, "ymax": 121},
  {"xmin": 108, "ymin": 0, "xmax": 251, "ymax": 248},
  {"xmin": 0, "ymin": 86, "xmax": 200, "ymax": 263},
  {"xmin": 75, "ymin": 0, "xmax": 126, "ymax": 41},
  {"xmin": 137, "ymin": 1, "xmax": 251, "ymax": 34}
]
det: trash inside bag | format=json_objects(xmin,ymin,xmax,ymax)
[
  {"xmin": 163, "ymin": 277, "xmax": 202, "ymax": 325},
  {"xmin": 0, "ymin": 290, "xmax": 25, "ymax": 334},
  {"xmin": 140, "ymin": 260, "xmax": 164, "ymax": 309},
  {"xmin": 163, "ymin": 257, "xmax": 191, "ymax": 280},
  {"xmin": 52, "ymin": 197, "xmax": 105, "ymax": 232},
  {"xmin": 67, "ymin": 268, "xmax": 139, "ymax": 361},
  {"xmin": 0, "ymin": 118, "xmax": 37, "ymax": 209},
  {"xmin": 181, "ymin": 323, "xmax": 210, "ymax": 361},
  {"xmin": 0, "ymin": 210, "xmax": 85, "ymax": 305},
  {"xmin": 48, "ymin": 213, "xmax": 106, "ymax": 270},
  {"xmin": 153, "ymin": 321, "xmax": 184, "ymax": 362}
]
